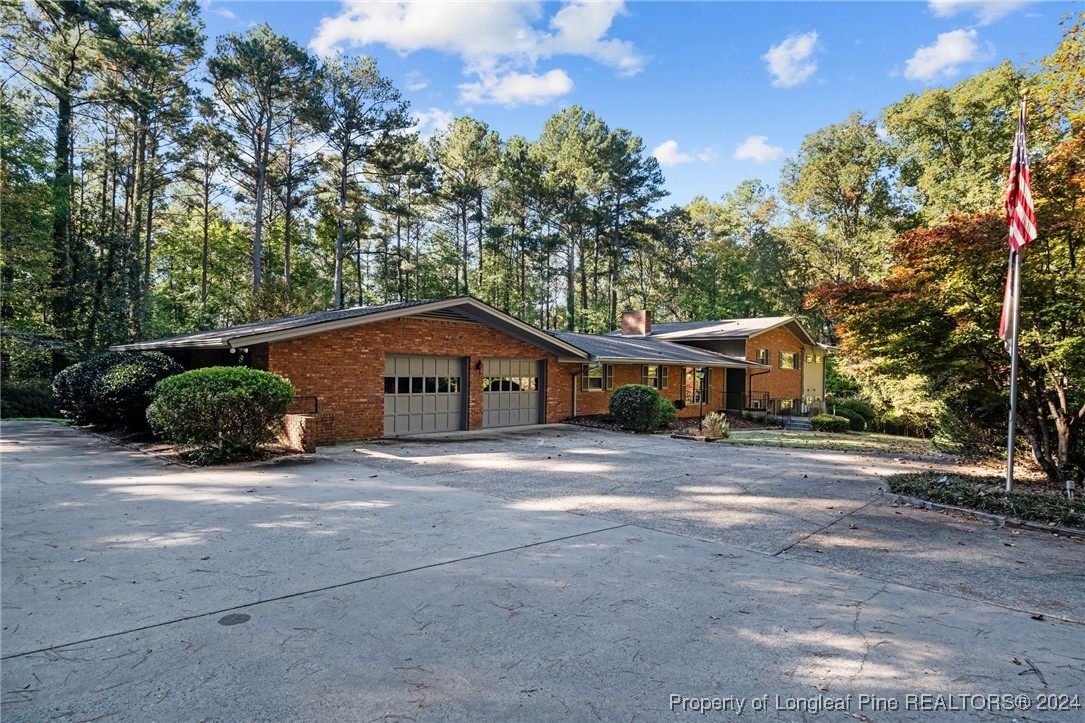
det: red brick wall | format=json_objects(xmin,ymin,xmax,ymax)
[
  {"xmin": 265, "ymin": 317, "xmax": 571, "ymax": 441},
  {"xmin": 553, "ymin": 363, "xmax": 728, "ymax": 418},
  {"xmin": 746, "ymin": 327, "xmax": 804, "ymax": 400}
]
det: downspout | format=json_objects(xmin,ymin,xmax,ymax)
[
  {"xmin": 571, "ymin": 360, "xmax": 601, "ymax": 418},
  {"xmin": 748, "ymin": 367, "xmax": 771, "ymax": 408}
]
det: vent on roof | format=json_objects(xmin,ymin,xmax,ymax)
[{"xmin": 413, "ymin": 309, "xmax": 480, "ymax": 323}]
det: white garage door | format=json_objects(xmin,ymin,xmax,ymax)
[
  {"xmin": 483, "ymin": 358, "xmax": 543, "ymax": 428},
  {"xmin": 383, "ymin": 356, "xmax": 465, "ymax": 436}
]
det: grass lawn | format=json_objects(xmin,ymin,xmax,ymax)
[
  {"xmin": 717, "ymin": 429, "xmax": 936, "ymax": 455},
  {"xmin": 1, "ymin": 417, "xmax": 70, "ymax": 423}
]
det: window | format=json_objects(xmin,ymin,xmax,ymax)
[
  {"xmin": 384, "ymin": 375, "xmax": 460, "ymax": 394},
  {"xmin": 483, "ymin": 376, "xmax": 538, "ymax": 392},
  {"xmin": 582, "ymin": 364, "xmax": 613, "ymax": 392},
  {"xmin": 756, "ymin": 349, "xmax": 769, "ymax": 365},
  {"xmin": 683, "ymin": 367, "xmax": 709, "ymax": 404},
  {"xmin": 805, "ymin": 352, "xmax": 816, "ymax": 364},
  {"xmin": 779, "ymin": 352, "xmax": 797, "ymax": 370},
  {"xmin": 641, "ymin": 365, "xmax": 669, "ymax": 389}
]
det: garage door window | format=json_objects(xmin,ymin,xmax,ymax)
[{"xmin": 385, "ymin": 375, "xmax": 460, "ymax": 394}]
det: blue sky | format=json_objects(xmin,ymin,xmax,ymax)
[{"xmin": 200, "ymin": 1, "xmax": 1073, "ymax": 205}]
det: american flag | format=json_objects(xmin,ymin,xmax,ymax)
[
  {"xmin": 1005, "ymin": 102, "xmax": 1037, "ymax": 251},
  {"xmin": 999, "ymin": 101, "xmax": 1036, "ymax": 347}
]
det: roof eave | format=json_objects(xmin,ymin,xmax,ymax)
[{"xmin": 593, "ymin": 356, "xmax": 761, "ymax": 368}]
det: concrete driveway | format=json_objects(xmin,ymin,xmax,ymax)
[{"xmin": 2, "ymin": 422, "xmax": 1083, "ymax": 721}]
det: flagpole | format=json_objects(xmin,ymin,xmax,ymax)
[
  {"xmin": 1004, "ymin": 95, "xmax": 1028, "ymax": 493},
  {"xmin": 1005, "ymin": 245, "xmax": 1022, "ymax": 492}
]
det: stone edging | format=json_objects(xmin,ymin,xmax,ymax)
[{"xmin": 892, "ymin": 494, "xmax": 1085, "ymax": 537}]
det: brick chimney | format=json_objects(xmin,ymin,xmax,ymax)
[{"xmin": 621, "ymin": 309, "xmax": 652, "ymax": 336}]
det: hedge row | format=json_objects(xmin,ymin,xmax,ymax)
[{"xmin": 810, "ymin": 414, "xmax": 851, "ymax": 433}]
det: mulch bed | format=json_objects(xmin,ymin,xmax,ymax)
[
  {"xmin": 887, "ymin": 471, "xmax": 1084, "ymax": 528},
  {"xmin": 565, "ymin": 412, "xmax": 777, "ymax": 435},
  {"xmin": 87, "ymin": 426, "xmax": 297, "ymax": 467}
]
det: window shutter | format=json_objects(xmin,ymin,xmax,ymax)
[
  {"xmin": 605, "ymin": 364, "xmax": 614, "ymax": 390},
  {"xmin": 641, "ymin": 365, "xmax": 649, "ymax": 386},
  {"xmin": 581, "ymin": 365, "xmax": 589, "ymax": 392},
  {"xmin": 661, "ymin": 366, "xmax": 669, "ymax": 388}
]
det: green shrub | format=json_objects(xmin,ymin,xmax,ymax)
[
  {"xmin": 147, "ymin": 367, "xmax": 295, "ymax": 463},
  {"xmin": 608, "ymin": 384, "xmax": 662, "ymax": 433},
  {"xmin": 53, "ymin": 351, "xmax": 181, "ymax": 428},
  {"xmin": 94, "ymin": 352, "xmax": 183, "ymax": 429},
  {"xmin": 742, "ymin": 410, "xmax": 786, "ymax": 427},
  {"xmin": 53, "ymin": 352, "xmax": 133, "ymax": 425},
  {"xmin": 0, "ymin": 379, "xmax": 59, "ymax": 418},
  {"xmin": 657, "ymin": 398, "xmax": 677, "ymax": 429},
  {"xmin": 833, "ymin": 407, "xmax": 866, "ymax": 431},
  {"xmin": 810, "ymin": 414, "xmax": 850, "ymax": 433},
  {"xmin": 831, "ymin": 397, "xmax": 876, "ymax": 423},
  {"xmin": 701, "ymin": 411, "xmax": 730, "ymax": 438}
]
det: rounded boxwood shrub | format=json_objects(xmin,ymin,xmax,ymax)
[
  {"xmin": 147, "ymin": 367, "xmax": 295, "ymax": 463},
  {"xmin": 810, "ymin": 414, "xmax": 851, "ymax": 433},
  {"xmin": 608, "ymin": 383, "xmax": 662, "ymax": 433},
  {"xmin": 833, "ymin": 407, "xmax": 866, "ymax": 432},
  {"xmin": 657, "ymin": 398, "xmax": 677, "ymax": 429},
  {"xmin": 53, "ymin": 352, "xmax": 134, "ymax": 425},
  {"xmin": 93, "ymin": 352, "xmax": 183, "ymax": 429},
  {"xmin": 0, "ymin": 379, "xmax": 59, "ymax": 418}
]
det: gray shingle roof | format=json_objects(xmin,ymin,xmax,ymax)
[
  {"xmin": 111, "ymin": 297, "xmax": 590, "ymax": 359},
  {"xmin": 606, "ymin": 316, "xmax": 816, "ymax": 346},
  {"xmin": 550, "ymin": 331, "xmax": 758, "ymax": 367},
  {"xmin": 112, "ymin": 299, "xmax": 440, "ymax": 350}
]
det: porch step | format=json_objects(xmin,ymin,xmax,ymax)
[{"xmin": 784, "ymin": 416, "xmax": 811, "ymax": 431}]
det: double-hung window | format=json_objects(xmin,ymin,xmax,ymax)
[
  {"xmin": 582, "ymin": 364, "xmax": 613, "ymax": 392},
  {"xmin": 779, "ymin": 352, "xmax": 797, "ymax": 370},
  {"xmin": 641, "ymin": 365, "xmax": 668, "ymax": 389},
  {"xmin": 683, "ymin": 367, "xmax": 709, "ymax": 404}
]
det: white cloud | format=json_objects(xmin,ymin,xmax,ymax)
[
  {"xmin": 459, "ymin": 69, "xmax": 573, "ymax": 107},
  {"xmin": 310, "ymin": 0, "xmax": 646, "ymax": 106},
  {"xmin": 410, "ymin": 107, "xmax": 453, "ymax": 138},
  {"xmin": 904, "ymin": 28, "xmax": 984, "ymax": 81},
  {"xmin": 733, "ymin": 135, "xmax": 784, "ymax": 163},
  {"xmin": 652, "ymin": 140, "xmax": 692, "ymax": 167},
  {"xmin": 928, "ymin": 1, "xmax": 1031, "ymax": 26},
  {"xmin": 405, "ymin": 71, "xmax": 428, "ymax": 92},
  {"xmin": 763, "ymin": 31, "xmax": 819, "ymax": 88},
  {"xmin": 651, "ymin": 140, "xmax": 716, "ymax": 168}
]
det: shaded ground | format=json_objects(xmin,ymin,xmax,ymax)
[{"xmin": 2, "ymin": 422, "xmax": 1083, "ymax": 721}]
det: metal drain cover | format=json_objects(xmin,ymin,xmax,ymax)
[{"xmin": 218, "ymin": 613, "xmax": 251, "ymax": 626}]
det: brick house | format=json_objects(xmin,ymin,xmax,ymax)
[
  {"xmin": 113, "ymin": 296, "xmax": 823, "ymax": 443},
  {"xmin": 610, "ymin": 312, "xmax": 827, "ymax": 416}
]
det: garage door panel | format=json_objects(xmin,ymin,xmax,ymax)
[
  {"xmin": 483, "ymin": 359, "xmax": 543, "ymax": 428},
  {"xmin": 384, "ymin": 355, "xmax": 465, "ymax": 436}
]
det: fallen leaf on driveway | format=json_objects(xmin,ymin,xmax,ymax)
[
  {"xmin": 72, "ymin": 558, "xmax": 86, "ymax": 563},
  {"xmin": 200, "ymin": 556, "xmax": 210, "ymax": 560}
]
